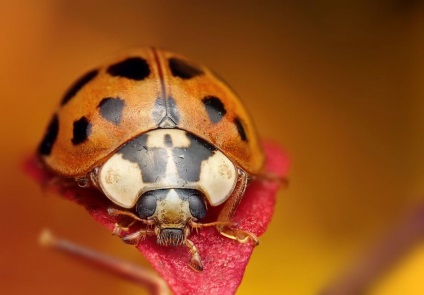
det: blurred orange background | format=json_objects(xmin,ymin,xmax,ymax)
[{"xmin": 2, "ymin": 1, "xmax": 424, "ymax": 294}]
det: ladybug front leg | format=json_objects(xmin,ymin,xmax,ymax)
[
  {"xmin": 185, "ymin": 239, "xmax": 203, "ymax": 271},
  {"xmin": 112, "ymin": 215, "xmax": 137, "ymax": 236},
  {"xmin": 108, "ymin": 208, "xmax": 156, "ymax": 225},
  {"xmin": 216, "ymin": 169, "xmax": 259, "ymax": 245},
  {"xmin": 107, "ymin": 208, "xmax": 156, "ymax": 236},
  {"xmin": 121, "ymin": 229, "xmax": 156, "ymax": 245},
  {"xmin": 218, "ymin": 227, "xmax": 259, "ymax": 245}
]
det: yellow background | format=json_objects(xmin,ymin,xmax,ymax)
[{"xmin": 1, "ymin": 1, "xmax": 424, "ymax": 294}]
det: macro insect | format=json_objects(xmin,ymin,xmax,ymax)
[{"xmin": 38, "ymin": 48, "xmax": 266, "ymax": 271}]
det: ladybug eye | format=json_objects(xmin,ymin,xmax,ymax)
[
  {"xmin": 135, "ymin": 192, "xmax": 157, "ymax": 219},
  {"xmin": 188, "ymin": 191, "xmax": 207, "ymax": 220}
]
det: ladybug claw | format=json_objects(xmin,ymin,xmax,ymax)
[
  {"xmin": 218, "ymin": 227, "xmax": 259, "ymax": 246},
  {"xmin": 186, "ymin": 239, "xmax": 203, "ymax": 271},
  {"xmin": 189, "ymin": 255, "xmax": 204, "ymax": 272},
  {"xmin": 112, "ymin": 222, "xmax": 132, "ymax": 236},
  {"xmin": 121, "ymin": 231, "xmax": 145, "ymax": 245},
  {"xmin": 112, "ymin": 223, "xmax": 122, "ymax": 236}
]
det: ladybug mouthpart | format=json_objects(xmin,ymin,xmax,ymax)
[{"xmin": 157, "ymin": 228, "xmax": 185, "ymax": 246}]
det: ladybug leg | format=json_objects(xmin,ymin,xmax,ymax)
[
  {"xmin": 188, "ymin": 219, "xmax": 235, "ymax": 234},
  {"xmin": 185, "ymin": 239, "xmax": 203, "ymax": 271},
  {"xmin": 219, "ymin": 228, "xmax": 259, "ymax": 245},
  {"xmin": 216, "ymin": 169, "xmax": 259, "ymax": 245},
  {"xmin": 108, "ymin": 208, "xmax": 156, "ymax": 237},
  {"xmin": 112, "ymin": 215, "xmax": 137, "ymax": 236},
  {"xmin": 108, "ymin": 208, "xmax": 155, "ymax": 226},
  {"xmin": 122, "ymin": 229, "xmax": 156, "ymax": 245}
]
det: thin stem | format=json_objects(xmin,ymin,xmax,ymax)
[
  {"xmin": 39, "ymin": 229, "xmax": 170, "ymax": 295},
  {"xmin": 321, "ymin": 205, "xmax": 424, "ymax": 295}
]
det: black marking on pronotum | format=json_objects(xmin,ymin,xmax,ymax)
[
  {"xmin": 152, "ymin": 97, "xmax": 180, "ymax": 127},
  {"xmin": 187, "ymin": 132, "xmax": 216, "ymax": 152},
  {"xmin": 120, "ymin": 134, "xmax": 168, "ymax": 183},
  {"xmin": 173, "ymin": 133, "xmax": 216, "ymax": 182},
  {"xmin": 61, "ymin": 69, "xmax": 98, "ymax": 106},
  {"xmin": 98, "ymin": 97, "xmax": 125, "ymax": 125},
  {"xmin": 234, "ymin": 117, "xmax": 248, "ymax": 142},
  {"xmin": 38, "ymin": 114, "xmax": 59, "ymax": 155},
  {"xmin": 118, "ymin": 131, "xmax": 216, "ymax": 183},
  {"xmin": 164, "ymin": 134, "xmax": 173, "ymax": 147},
  {"xmin": 72, "ymin": 116, "xmax": 92, "ymax": 145},
  {"xmin": 202, "ymin": 96, "xmax": 227, "ymax": 124},
  {"xmin": 107, "ymin": 57, "xmax": 150, "ymax": 81},
  {"xmin": 169, "ymin": 57, "xmax": 204, "ymax": 79}
]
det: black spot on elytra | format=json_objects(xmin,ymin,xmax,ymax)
[
  {"xmin": 234, "ymin": 117, "xmax": 248, "ymax": 142},
  {"xmin": 72, "ymin": 116, "xmax": 92, "ymax": 145},
  {"xmin": 202, "ymin": 96, "xmax": 227, "ymax": 124},
  {"xmin": 107, "ymin": 57, "xmax": 150, "ymax": 81},
  {"xmin": 98, "ymin": 97, "xmax": 125, "ymax": 125},
  {"xmin": 164, "ymin": 134, "xmax": 173, "ymax": 147},
  {"xmin": 169, "ymin": 57, "xmax": 204, "ymax": 79},
  {"xmin": 38, "ymin": 114, "xmax": 59, "ymax": 155},
  {"xmin": 61, "ymin": 69, "xmax": 98, "ymax": 106}
]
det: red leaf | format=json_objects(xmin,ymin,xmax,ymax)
[{"xmin": 25, "ymin": 142, "xmax": 289, "ymax": 295}]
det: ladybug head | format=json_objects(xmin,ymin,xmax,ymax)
[{"xmin": 135, "ymin": 188, "xmax": 207, "ymax": 246}]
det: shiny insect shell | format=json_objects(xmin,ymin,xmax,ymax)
[{"xmin": 38, "ymin": 47, "xmax": 265, "ymax": 271}]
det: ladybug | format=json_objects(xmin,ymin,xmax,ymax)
[{"xmin": 38, "ymin": 48, "xmax": 265, "ymax": 271}]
